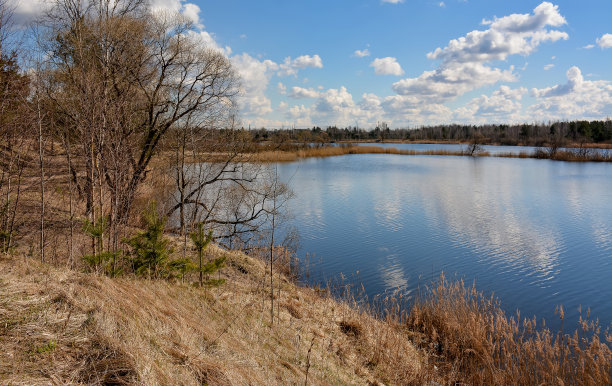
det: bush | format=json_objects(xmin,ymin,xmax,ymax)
[{"xmin": 126, "ymin": 203, "xmax": 173, "ymax": 279}]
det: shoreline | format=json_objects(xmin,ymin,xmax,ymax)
[
  {"xmin": 2, "ymin": 246, "xmax": 610, "ymax": 384},
  {"xmin": 249, "ymin": 143, "xmax": 612, "ymax": 163},
  {"xmin": 331, "ymin": 139, "xmax": 612, "ymax": 149}
]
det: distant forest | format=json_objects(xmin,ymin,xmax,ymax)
[{"xmin": 250, "ymin": 120, "xmax": 612, "ymax": 146}]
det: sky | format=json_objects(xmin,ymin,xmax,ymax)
[{"xmin": 9, "ymin": 0, "xmax": 612, "ymax": 128}]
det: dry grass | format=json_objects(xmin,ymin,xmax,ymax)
[
  {"xmin": 3, "ymin": 252, "xmax": 611, "ymax": 385},
  {"xmin": 0, "ymin": 247, "xmax": 423, "ymax": 385},
  {"xmin": 250, "ymin": 144, "xmax": 612, "ymax": 163},
  {"xmin": 408, "ymin": 274, "xmax": 612, "ymax": 385},
  {"xmin": 497, "ymin": 149, "xmax": 612, "ymax": 162},
  {"xmin": 251, "ymin": 145, "xmax": 487, "ymax": 162}
]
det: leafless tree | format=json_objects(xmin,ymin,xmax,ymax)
[
  {"xmin": 0, "ymin": 1, "xmax": 30, "ymax": 254},
  {"xmin": 45, "ymin": 1, "xmax": 239, "ymax": 252}
]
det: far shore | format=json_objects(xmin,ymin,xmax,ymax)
[
  {"xmin": 329, "ymin": 139, "xmax": 612, "ymax": 150},
  {"xmin": 248, "ymin": 143, "xmax": 612, "ymax": 163}
]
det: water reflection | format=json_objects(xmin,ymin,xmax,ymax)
[{"xmin": 278, "ymin": 155, "xmax": 612, "ymax": 327}]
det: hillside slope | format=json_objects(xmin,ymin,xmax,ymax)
[{"xmin": 0, "ymin": 248, "xmax": 422, "ymax": 385}]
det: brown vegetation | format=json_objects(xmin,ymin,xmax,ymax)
[
  {"xmin": 0, "ymin": 247, "xmax": 423, "ymax": 385},
  {"xmin": 251, "ymin": 145, "xmax": 490, "ymax": 162},
  {"xmin": 408, "ymin": 275, "xmax": 612, "ymax": 384},
  {"xmin": 252, "ymin": 144, "xmax": 612, "ymax": 163}
]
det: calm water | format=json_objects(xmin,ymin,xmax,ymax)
[
  {"xmin": 277, "ymin": 154, "xmax": 612, "ymax": 329},
  {"xmin": 349, "ymin": 142, "xmax": 611, "ymax": 156},
  {"xmin": 350, "ymin": 142, "xmax": 537, "ymax": 155}
]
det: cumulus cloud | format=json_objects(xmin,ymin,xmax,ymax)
[
  {"xmin": 381, "ymin": 0, "xmax": 403, "ymax": 3},
  {"xmin": 429, "ymin": 3, "xmax": 567, "ymax": 64},
  {"xmin": 597, "ymin": 33, "xmax": 612, "ymax": 48},
  {"xmin": 278, "ymin": 55, "xmax": 323, "ymax": 77},
  {"xmin": 288, "ymin": 87, "xmax": 319, "ymax": 99},
  {"xmin": 529, "ymin": 66, "xmax": 612, "ymax": 120},
  {"xmin": 393, "ymin": 63, "xmax": 516, "ymax": 101},
  {"xmin": 187, "ymin": 30, "xmax": 232, "ymax": 56},
  {"xmin": 8, "ymin": 0, "xmax": 52, "ymax": 24},
  {"xmin": 392, "ymin": 2, "xmax": 567, "ymax": 103},
  {"xmin": 277, "ymin": 82, "xmax": 287, "ymax": 95},
  {"xmin": 230, "ymin": 53, "xmax": 279, "ymax": 117},
  {"xmin": 583, "ymin": 44, "xmax": 595, "ymax": 49},
  {"xmin": 544, "ymin": 64, "xmax": 554, "ymax": 70},
  {"xmin": 481, "ymin": 2, "xmax": 565, "ymax": 33},
  {"xmin": 149, "ymin": 0, "xmax": 206, "ymax": 28},
  {"xmin": 281, "ymin": 87, "xmax": 385, "ymax": 127},
  {"xmin": 181, "ymin": 3, "xmax": 203, "ymax": 28},
  {"xmin": 531, "ymin": 66, "xmax": 584, "ymax": 98},
  {"xmin": 454, "ymin": 86, "xmax": 527, "ymax": 123},
  {"xmin": 353, "ymin": 49, "xmax": 371, "ymax": 58},
  {"xmin": 370, "ymin": 57, "xmax": 404, "ymax": 76}
]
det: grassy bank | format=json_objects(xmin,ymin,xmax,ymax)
[
  {"xmin": 0, "ymin": 248, "xmax": 422, "ymax": 385},
  {"xmin": 2, "ymin": 248, "xmax": 611, "ymax": 384}
]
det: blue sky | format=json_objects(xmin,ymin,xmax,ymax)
[{"xmin": 11, "ymin": 0, "xmax": 612, "ymax": 128}]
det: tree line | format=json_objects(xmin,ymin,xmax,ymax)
[{"xmin": 249, "ymin": 120, "xmax": 612, "ymax": 146}]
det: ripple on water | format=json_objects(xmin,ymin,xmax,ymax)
[{"xmin": 278, "ymin": 154, "xmax": 612, "ymax": 328}]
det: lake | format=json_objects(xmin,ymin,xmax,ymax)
[{"xmin": 277, "ymin": 153, "xmax": 612, "ymax": 330}]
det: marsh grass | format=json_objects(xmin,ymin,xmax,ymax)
[
  {"xmin": 251, "ymin": 143, "xmax": 612, "ymax": 163},
  {"xmin": 408, "ymin": 274, "xmax": 612, "ymax": 384},
  {"xmin": 487, "ymin": 147, "xmax": 612, "ymax": 162},
  {"xmin": 251, "ymin": 144, "xmax": 488, "ymax": 162}
]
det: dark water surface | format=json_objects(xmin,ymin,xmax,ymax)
[{"xmin": 277, "ymin": 154, "xmax": 612, "ymax": 329}]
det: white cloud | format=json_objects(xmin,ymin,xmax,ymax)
[
  {"xmin": 277, "ymin": 82, "xmax": 287, "ymax": 95},
  {"xmin": 181, "ymin": 3, "xmax": 202, "ymax": 28},
  {"xmin": 278, "ymin": 55, "xmax": 323, "ymax": 76},
  {"xmin": 8, "ymin": 0, "xmax": 51, "ymax": 24},
  {"xmin": 353, "ymin": 49, "xmax": 371, "ymax": 58},
  {"xmin": 429, "ymin": 4, "xmax": 567, "ymax": 64},
  {"xmin": 149, "ymin": 0, "xmax": 205, "ymax": 28},
  {"xmin": 530, "ymin": 66, "xmax": 612, "ymax": 120},
  {"xmin": 360, "ymin": 93, "xmax": 383, "ymax": 111},
  {"xmin": 454, "ymin": 85, "xmax": 527, "ymax": 123},
  {"xmin": 230, "ymin": 53, "xmax": 279, "ymax": 117},
  {"xmin": 314, "ymin": 87, "xmax": 355, "ymax": 113},
  {"xmin": 544, "ymin": 64, "xmax": 554, "ymax": 70},
  {"xmin": 370, "ymin": 57, "xmax": 404, "ymax": 76},
  {"xmin": 597, "ymin": 33, "xmax": 612, "ymax": 48},
  {"xmin": 288, "ymin": 87, "xmax": 319, "ymax": 99},
  {"xmin": 583, "ymin": 44, "xmax": 595, "ymax": 50},
  {"xmin": 439, "ymin": 2, "xmax": 446, "ymax": 7},
  {"xmin": 531, "ymin": 66, "xmax": 584, "ymax": 98},
  {"xmin": 481, "ymin": 2, "xmax": 565, "ymax": 33},
  {"xmin": 391, "ymin": 2, "xmax": 567, "ymax": 103},
  {"xmin": 393, "ymin": 63, "xmax": 516, "ymax": 101},
  {"xmin": 381, "ymin": 0, "xmax": 404, "ymax": 3},
  {"xmin": 187, "ymin": 30, "xmax": 232, "ymax": 56}
]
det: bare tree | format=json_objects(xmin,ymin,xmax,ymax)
[
  {"xmin": 45, "ymin": 1, "xmax": 239, "ymax": 253},
  {"xmin": 0, "ymin": 1, "xmax": 30, "ymax": 254}
]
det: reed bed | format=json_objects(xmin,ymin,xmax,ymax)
[
  {"xmin": 497, "ymin": 148, "xmax": 612, "ymax": 162},
  {"xmin": 250, "ymin": 143, "xmax": 612, "ymax": 163},
  {"xmin": 251, "ymin": 145, "xmax": 485, "ymax": 162},
  {"xmin": 408, "ymin": 274, "xmax": 612, "ymax": 385}
]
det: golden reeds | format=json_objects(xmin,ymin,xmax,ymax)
[
  {"xmin": 408, "ymin": 274, "xmax": 612, "ymax": 385},
  {"xmin": 250, "ymin": 144, "xmax": 611, "ymax": 163}
]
